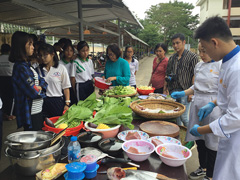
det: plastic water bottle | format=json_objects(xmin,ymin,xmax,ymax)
[{"xmin": 68, "ymin": 136, "xmax": 81, "ymax": 163}]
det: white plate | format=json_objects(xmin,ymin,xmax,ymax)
[
  {"xmin": 117, "ymin": 130, "xmax": 149, "ymax": 142},
  {"xmin": 138, "ymin": 95, "xmax": 149, "ymax": 100},
  {"xmin": 148, "ymin": 136, "xmax": 181, "ymax": 147}
]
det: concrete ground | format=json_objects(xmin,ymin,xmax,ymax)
[{"xmin": 0, "ymin": 55, "xmax": 202, "ymax": 180}]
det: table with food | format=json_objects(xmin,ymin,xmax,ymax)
[{"xmin": 1, "ymin": 82, "xmax": 192, "ymax": 180}]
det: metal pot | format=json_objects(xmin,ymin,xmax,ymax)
[
  {"xmin": 5, "ymin": 131, "xmax": 54, "ymax": 151},
  {"xmin": 5, "ymin": 138, "xmax": 64, "ymax": 176},
  {"xmin": 98, "ymin": 138, "xmax": 123, "ymax": 156},
  {"xmin": 7, "ymin": 138, "xmax": 63, "ymax": 159}
]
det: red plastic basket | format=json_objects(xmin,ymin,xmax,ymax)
[
  {"xmin": 137, "ymin": 87, "xmax": 155, "ymax": 95},
  {"xmin": 94, "ymin": 77, "xmax": 112, "ymax": 89},
  {"xmin": 42, "ymin": 116, "xmax": 83, "ymax": 136}
]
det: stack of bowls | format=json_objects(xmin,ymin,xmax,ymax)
[
  {"xmin": 81, "ymin": 155, "xmax": 99, "ymax": 179},
  {"xmin": 4, "ymin": 131, "xmax": 64, "ymax": 176},
  {"xmin": 64, "ymin": 162, "xmax": 86, "ymax": 180}
]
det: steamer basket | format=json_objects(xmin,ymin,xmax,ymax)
[{"xmin": 130, "ymin": 99, "xmax": 185, "ymax": 119}]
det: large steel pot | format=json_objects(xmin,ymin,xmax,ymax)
[
  {"xmin": 5, "ymin": 138, "xmax": 64, "ymax": 176},
  {"xmin": 5, "ymin": 131, "xmax": 54, "ymax": 151}
]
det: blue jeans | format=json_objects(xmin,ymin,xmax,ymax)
[{"xmin": 176, "ymin": 96, "xmax": 190, "ymax": 127}]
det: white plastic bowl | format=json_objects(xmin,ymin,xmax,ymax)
[
  {"xmin": 122, "ymin": 139, "xmax": 154, "ymax": 162},
  {"xmin": 84, "ymin": 122, "xmax": 121, "ymax": 139},
  {"xmin": 155, "ymin": 143, "xmax": 192, "ymax": 167}
]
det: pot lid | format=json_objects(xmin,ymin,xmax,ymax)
[
  {"xmin": 78, "ymin": 131, "xmax": 102, "ymax": 143},
  {"xmin": 99, "ymin": 138, "xmax": 123, "ymax": 151}
]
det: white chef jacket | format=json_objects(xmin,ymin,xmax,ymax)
[
  {"xmin": 70, "ymin": 57, "xmax": 94, "ymax": 83},
  {"xmin": 209, "ymin": 45, "xmax": 240, "ymax": 180},
  {"xmin": 128, "ymin": 58, "xmax": 139, "ymax": 86},
  {"xmin": 0, "ymin": 54, "xmax": 13, "ymax": 76},
  {"xmin": 186, "ymin": 61, "xmax": 222, "ymax": 151},
  {"xmin": 40, "ymin": 64, "xmax": 71, "ymax": 97}
]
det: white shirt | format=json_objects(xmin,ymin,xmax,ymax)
[
  {"xmin": 41, "ymin": 64, "xmax": 71, "ymax": 97},
  {"xmin": 70, "ymin": 57, "xmax": 94, "ymax": 83},
  {"xmin": 0, "ymin": 98, "xmax": 2, "ymax": 109},
  {"xmin": 0, "ymin": 54, "xmax": 14, "ymax": 76},
  {"xmin": 30, "ymin": 67, "xmax": 43, "ymax": 115},
  {"xmin": 128, "ymin": 58, "xmax": 139, "ymax": 86},
  {"xmin": 59, "ymin": 59, "xmax": 72, "ymax": 77}
]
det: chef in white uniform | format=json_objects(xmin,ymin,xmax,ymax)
[
  {"xmin": 190, "ymin": 16, "xmax": 240, "ymax": 180},
  {"xmin": 171, "ymin": 42, "xmax": 222, "ymax": 180}
]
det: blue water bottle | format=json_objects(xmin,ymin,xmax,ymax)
[{"xmin": 68, "ymin": 136, "xmax": 81, "ymax": 163}]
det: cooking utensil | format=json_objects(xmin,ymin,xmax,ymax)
[
  {"xmin": 5, "ymin": 131, "xmax": 54, "ymax": 151},
  {"xmin": 45, "ymin": 117, "xmax": 55, "ymax": 127},
  {"xmin": 6, "ymin": 138, "xmax": 63, "ymax": 159},
  {"xmin": 98, "ymin": 138, "xmax": 123, "ymax": 156},
  {"xmin": 98, "ymin": 167, "xmax": 137, "ymax": 174},
  {"xmin": 81, "ymin": 147, "xmax": 140, "ymax": 168},
  {"xmin": 50, "ymin": 126, "xmax": 68, "ymax": 146},
  {"xmin": 139, "ymin": 121, "xmax": 180, "ymax": 137},
  {"xmin": 5, "ymin": 137, "xmax": 65, "ymax": 176},
  {"xmin": 78, "ymin": 131, "xmax": 103, "ymax": 148}
]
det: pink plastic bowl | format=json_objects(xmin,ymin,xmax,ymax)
[
  {"xmin": 155, "ymin": 143, "xmax": 192, "ymax": 167},
  {"xmin": 84, "ymin": 122, "xmax": 121, "ymax": 139},
  {"xmin": 122, "ymin": 140, "xmax": 154, "ymax": 162},
  {"xmin": 94, "ymin": 77, "xmax": 112, "ymax": 90}
]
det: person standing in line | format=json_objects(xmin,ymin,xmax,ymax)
[
  {"xmin": 164, "ymin": 33, "xmax": 199, "ymax": 127},
  {"xmin": 124, "ymin": 46, "xmax": 139, "ymax": 88},
  {"xmin": 103, "ymin": 44, "xmax": 130, "ymax": 86},
  {"xmin": 59, "ymin": 43, "xmax": 77, "ymax": 105},
  {"xmin": 190, "ymin": 16, "xmax": 240, "ymax": 180},
  {"xmin": 148, "ymin": 43, "xmax": 168, "ymax": 94},
  {"xmin": 70, "ymin": 41, "xmax": 95, "ymax": 101},
  {"xmin": 38, "ymin": 43, "xmax": 71, "ymax": 118},
  {"xmin": 171, "ymin": 42, "xmax": 222, "ymax": 180},
  {"xmin": 0, "ymin": 44, "xmax": 15, "ymax": 121},
  {"xmin": 9, "ymin": 31, "xmax": 47, "ymax": 130}
]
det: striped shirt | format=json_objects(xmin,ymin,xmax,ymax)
[
  {"xmin": 30, "ymin": 67, "xmax": 43, "ymax": 115},
  {"xmin": 166, "ymin": 49, "xmax": 199, "ymax": 93}
]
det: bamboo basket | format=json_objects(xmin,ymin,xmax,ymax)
[
  {"xmin": 130, "ymin": 99, "xmax": 186, "ymax": 119},
  {"xmin": 104, "ymin": 91, "xmax": 137, "ymax": 97}
]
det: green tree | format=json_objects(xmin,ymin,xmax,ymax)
[{"xmin": 145, "ymin": 0, "xmax": 199, "ymax": 46}]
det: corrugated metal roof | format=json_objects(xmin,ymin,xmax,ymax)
[{"xmin": 0, "ymin": 0, "xmax": 143, "ymax": 30}]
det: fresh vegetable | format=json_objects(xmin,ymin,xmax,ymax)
[
  {"xmin": 137, "ymin": 86, "xmax": 154, "ymax": 90},
  {"xmin": 88, "ymin": 104, "xmax": 134, "ymax": 129},
  {"xmin": 123, "ymin": 97, "xmax": 131, "ymax": 106},
  {"xmin": 58, "ymin": 123, "xmax": 68, "ymax": 129},
  {"xmin": 96, "ymin": 123, "xmax": 110, "ymax": 129},
  {"xmin": 105, "ymin": 86, "xmax": 136, "ymax": 96},
  {"xmin": 159, "ymin": 110, "xmax": 165, "ymax": 113},
  {"xmin": 77, "ymin": 92, "xmax": 98, "ymax": 111}
]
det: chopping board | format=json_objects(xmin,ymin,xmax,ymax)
[{"xmin": 139, "ymin": 121, "xmax": 180, "ymax": 137}]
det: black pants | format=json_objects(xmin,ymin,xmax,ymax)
[
  {"xmin": 77, "ymin": 80, "xmax": 95, "ymax": 101},
  {"xmin": 0, "ymin": 108, "xmax": 2, "ymax": 159},
  {"xmin": 154, "ymin": 87, "xmax": 164, "ymax": 94},
  {"xmin": 43, "ymin": 97, "xmax": 65, "ymax": 118},
  {"xmin": 0, "ymin": 76, "xmax": 14, "ymax": 115},
  {"xmin": 196, "ymin": 140, "xmax": 217, "ymax": 178},
  {"xmin": 24, "ymin": 112, "xmax": 44, "ymax": 131}
]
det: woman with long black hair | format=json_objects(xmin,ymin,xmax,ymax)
[
  {"xmin": 38, "ymin": 43, "xmax": 71, "ymax": 118},
  {"xmin": 9, "ymin": 31, "xmax": 47, "ymax": 130}
]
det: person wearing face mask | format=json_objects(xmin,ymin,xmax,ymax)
[
  {"xmin": 9, "ymin": 31, "xmax": 47, "ymax": 131},
  {"xmin": 103, "ymin": 44, "xmax": 130, "ymax": 86},
  {"xmin": 148, "ymin": 43, "xmax": 168, "ymax": 94},
  {"xmin": 70, "ymin": 41, "xmax": 94, "ymax": 101},
  {"xmin": 171, "ymin": 42, "xmax": 222, "ymax": 180}
]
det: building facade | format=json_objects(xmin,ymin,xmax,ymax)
[{"xmin": 196, "ymin": 0, "xmax": 240, "ymax": 44}]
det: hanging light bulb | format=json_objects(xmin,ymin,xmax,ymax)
[
  {"xmin": 67, "ymin": 27, "xmax": 71, "ymax": 34},
  {"xmin": 84, "ymin": 25, "xmax": 91, "ymax": 34}
]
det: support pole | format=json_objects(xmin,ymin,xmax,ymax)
[
  {"xmin": 227, "ymin": 0, "xmax": 232, "ymax": 27},
  {"xmin": 78, "ymin": 0, "xmax": 84, "ymax": 41},
  {"xmin": 118, "ymin": 19, "xmax": 121, "ymax": 48}
]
